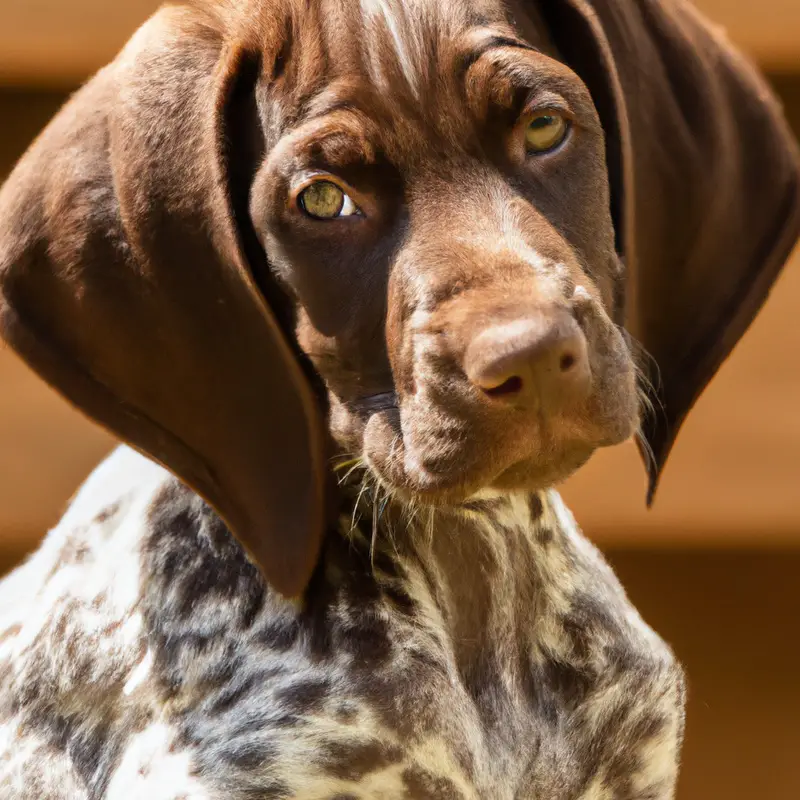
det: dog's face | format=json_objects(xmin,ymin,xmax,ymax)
[
  {"xmin": 3, "ymin": 0, "xmax": 796, "ymax": 593},
  {"xmin": 251, "ymin": 1, "xmax": 638, "ymax": 501}
]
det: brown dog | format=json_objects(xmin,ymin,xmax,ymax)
[{"xmin": 0, "ymin": 0, "xmax": 797, "ymax": 797}]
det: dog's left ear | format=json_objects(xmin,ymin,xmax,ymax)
[
  {"xmin": 539, "ymin": 0, "xmax": 800, "ymax": 499},
  {"xmin": 0, "ymin": 6, "xmax": 329, "ymax": 596}
]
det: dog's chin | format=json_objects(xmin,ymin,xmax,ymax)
[
  {"xmin": 357, "ymin": 408, "xmax": 613, "ymax": 507},
  {"xmin": 489, "ymin": 448, "xmax": 595, "ymax": 492}
]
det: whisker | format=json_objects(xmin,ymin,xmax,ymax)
[
  {"xmin": 624, "ymin": 331, "xmax": 664, "ymax": 399},
  {"xmin": 405, "ymin": 496, "xmax": 420, "ymax": 529},
  {"xmin": 370, "ymin": 490, "xmax": 380, "ymax": 571},
  {"xmin": 635, "ymin": 428, "xmax": 657, "ymax": 478},
  {"xmin": 332, "ymin": 456, "xmax": 361, "ymax": 471},
  {"xmin": 378, "ymin": 492, "xmax": 391, "ymax": 523},
  {"xmin": 338, "ymin": 460, "xmax": 367, "ymax": 486},
  {"xmin": 621, "ymin": 327, "xmax": 668, "ymax": 436},
  {"xmin": 426, "ymin": 506, "xmax": 436, "ymax": 549},
  {"xmin": 378, "ymin": 482, "xmax": 403, "ymax": 561},
  {"xmin": 350, "ymin": 473, "xmax": 372, "ymax": 536}
]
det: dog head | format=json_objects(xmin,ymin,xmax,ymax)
[{"xmin": 2, "ymin": 0, "xmax": 798, "ymax": 595}]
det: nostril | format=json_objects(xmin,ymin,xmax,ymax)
[
  {"xmin": 559, "ymin": 353, "xmax": 576, "ymax": 372},
  {"xmin": 483, "ymin": 375, "xmax": 524, "ymax": 398}
]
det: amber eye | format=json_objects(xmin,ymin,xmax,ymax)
[
  {"xmin": 297, "ymin": 180, "xmax": 360, "ymax": 219},
  {"xmin": 525, "ymin": 112, "xmax": 569, "ymax": 154}
]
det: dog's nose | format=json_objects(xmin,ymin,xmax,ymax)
[{"xmin": 464, "ymin": 313, "xmax": 590, "ymax": 408}]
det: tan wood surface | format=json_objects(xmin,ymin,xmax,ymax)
[
  {"xmin": 0, "ymin": 0, "xmax": 159, "ymax": 85},
  {"xmin": 0, "ymin": 0, "xmax": 798, "ymax": 85}
]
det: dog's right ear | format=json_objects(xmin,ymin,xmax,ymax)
[
  {"xmin": 0, "ymin": 5, "xmax": 328, "ymax": 597},
  {"xmin": 540, "ymin": 0, "xmax": 800, "ymax": 502}
]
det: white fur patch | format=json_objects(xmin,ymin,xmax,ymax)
[
  {"xmin": 0, "ymin": 715, "xmax": 89, "ymax": 799},
  {"xmin": 359, "ymin": 0, "xmax": 425, "ymax": 96},
  {"xmin": 106, "ymin": 721, "xmax": 212, "ymax": 799},
  {"xmin": 123, "ymin": 648, "xmax": 154, "ymax": 697},
  {"xmin": 0, "ymin": 448, "xmax": 170, "ymax": 693},
  {"xmin": 578, "ymin": 774, "xmax": 614, "ymax": 800}
]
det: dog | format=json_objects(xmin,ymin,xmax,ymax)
[{"xmin": 0, "ymin": 0, "xmax": 797, "ymax": 797}]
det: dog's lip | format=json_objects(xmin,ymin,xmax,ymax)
[
  {"xmin": 350, "ymin": 391, "xmax": 398, "ymax": 415},
  {"xmin": 361, "ymin": 447, "xmax": 570, "ymax": 507},
  {"xmin": 359, "ymin": 404, "xmax": 601, "ymax": 502},
  {"xmin": 352, "ymin": 386, "xmax": 623, "ymax": 501},
  {"xmin": 360, "ymin": 410, "xmax": 510, "ymax": 502}
]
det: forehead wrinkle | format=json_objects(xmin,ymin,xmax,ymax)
[
  {"xmin": 457, "ymin": 32, "xmax": 541, "ymax": 78},
  {"xmin": 296, "ymin": 81, "xmax": 420, "ymax": 166},
  {"xmin": 300, "ymin": 79, "xmax": 373, "ymax": 122}
]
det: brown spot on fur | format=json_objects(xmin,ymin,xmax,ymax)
[
  {"xmin": 274, "ymin": 678, "xmax": 331, "ymax": 715},
  {"xmin": 528, "ymin": 493, "xmax": 544, "ymax": 521},
  {"xmin": 94, "ymin": 502, "xmax": 121, "ymax": 525},
  {"xmin": 402, "ymin": 766, "xmax": 465, "ymax": 799},
  {"xmin": 58, "ymin": 538, "xmax": 91, "ymax": 566},
  {"xmin": 335, "ymin": 702, "xmax": 360, "ymax": 724},
  {"xmin": 0, "ymin": 624, "xmax": 21, "ymax": 647},
  {"xmin": 319, "ymin": 739, "xmax": 405, "ymax": 782},
  {"xmin": 536, "ymin": 524, "xmax": 554, "ymax": 545}
]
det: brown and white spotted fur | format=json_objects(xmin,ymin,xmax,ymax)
[{"xmin": 0, "ymin": 447, "xmax": 683, "ymax": 798}]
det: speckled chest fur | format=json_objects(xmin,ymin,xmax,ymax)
[{"xmin": 0, "ymin": 449, "xmax": 683, "ymax": 799}]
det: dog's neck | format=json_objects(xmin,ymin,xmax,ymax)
[{"xmin": 334, "ymin": 486, "xmax": 596, "ymax": 682}]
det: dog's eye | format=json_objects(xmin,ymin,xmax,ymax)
[
  {"xmin": 525, "ymin": 112, "xmax": 569, "ymax": 154},
  {"xmin": 297, "ymin": 180, "xmax": 360, "ymax": 219}
]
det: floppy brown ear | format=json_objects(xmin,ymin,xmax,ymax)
[
  {"xmin": 0, "ymin": 6, "xmax": 328, "ymax": 596},
  {"xmin": 540, "ymin": 0, "xmax": 800, "ymax": 500}
]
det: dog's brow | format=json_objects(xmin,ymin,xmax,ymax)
[
  {"xmin": 302, "ymin": 96, "xmax": 356, "ymax": 123},
  {"xmin": 459, "ymin": 36, "xmax": 540, "ymax": 78}
]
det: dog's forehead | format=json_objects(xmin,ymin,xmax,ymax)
[
  {"xmin": 259, "ymin": 0, "xmax": 562, "ymax": 164},
  {"xmin": 265, "ymin": 0, "xmax": 552, "ymax": 99},
  {"xmin": 353, "ymin": 0, "xmax": 493, "ymax": 96}
]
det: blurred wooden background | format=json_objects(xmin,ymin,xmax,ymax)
[{"xmin": 0, "ymin": 2, "xmax": 799, "ymax": 798}]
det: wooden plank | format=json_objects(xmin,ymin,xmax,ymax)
[
  {"xmin": 0, "ymin": 0, "xmax": 160, "ymax": 86},
  {"xmin": 694, "ymin": 0, "xmax": 800, "ymax": 71},
  {"xmin": 0, "ymin": 0, "xmax": 798, "ymax": 85}
]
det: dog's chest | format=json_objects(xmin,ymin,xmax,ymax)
[
  {"xmin": 135, "ymin": 489, "xmax": 684, "ymax": 799},
  {"xmin": 0, "ymin": 475, "xmax": 684, "ymax": 799},
  {"xmin": 162, "ymin": 576, "xmax": 682, "ymax": 799},
  {"xmin": 197, "ymin": 621, "xmax": 682, "ymax": 800}
]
